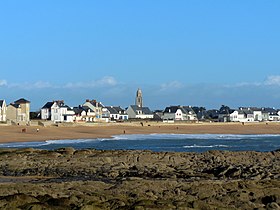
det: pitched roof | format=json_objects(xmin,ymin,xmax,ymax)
[
  {"xmin": 82, "ymin": 106, "xmax": 94, "ymax": 112},
  {"xmin": 163, "ymin": 106, "xmax": 196, "ymax": 115},
  {"xmin": 142, "ymin": 107, "xmax": 153, "ymax": 115},
  {"xmin": 10, "ymin": 103, "xmax": 21, "ymax": 108},
  {"xmin": 85, "ymin": 100, "xmax": 104, "ymax": 108},
  {"xmin": 42, "ymin": 102, "xmax": 54, "ymax": 109},
  {"xmin": 106, "ymin": 106, "xmax": 118, "ymax": 114},
  {"xmin": 73, "ymin": 106, "xmax": 94, "ymax": 115},
  {"xmin": 182, "ymin": 106, "xmax": 196, "ymax": 115},
  {"xmin": 130, "ymin": 105, "xmax": 153, "ymax": 115},
  {"xmin": 0, "ymin": 100, "xmax": 4, "ymax": 108},
  {"xmin": 106, "ymin": 106, "xmax": 126, "ymax": 115},
  {"xmin": 73, "ymin": 107, "xmax": 83, "ymax": 115},
  {"xmin": 14, "ymin": 98, "xmax": 30, "ymax": 104},
  {"xmin": 163, "ymin": 106, "xmax": 179, "ymax": 114}
]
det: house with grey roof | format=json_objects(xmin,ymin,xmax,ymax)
[
  {"xmin": 230, "ymin": 109, "xmax": 254, "ymax": 122},
  {"xmin": 72, "ymin": 106, "xmax": 96, "ymax": 122},
  {"xmin": 6, "ymin": 98, "xmax": 30, "ymax": 123},
  {"xmin": 105, "ymin": 106, "xmax": 128, "ymax": 121},
  {"xmin": 43, "ymin": 100, "xmax": 75, "ymax": 123},
  {"xmin": 83, "ymin": 99, "xmax": 104, "ymax": 121},
  {"xmin": 162, "ymin": 106, "xmax": 197, "ymax": 121},
  {"xmin": 126, "ymin": 105, "xmax": 153, "ymax": 119},
  {"xmin": 238, "ymin": 107, "xmax": 270, "ymax": 122},
  {"xmin": 0, "ymin": 100, "xmax": 7, "ymax": 122},
  {"xmin": 264, "ymin": 108, "xmax": 280, "ymax": 121}
]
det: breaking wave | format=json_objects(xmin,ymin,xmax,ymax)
[
  {"xmin": 0, "ymin": 134, "xmax": 280, "ymax": 152},
  {"xmin": 110, "ymin": 133, "xmax": 280, "ymax": 141},
  {"xmin": 183, "ymin": 144, "xmax": 231, "ymax": 148}
]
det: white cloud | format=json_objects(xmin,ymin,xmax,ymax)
[
  {"xmin": 33, "ymin": 81, "xmax": 54, "ymax": 89},
  {"xmin": 160, "ymin": 81, "xmax": 184, "ymax": 91},
  {"xmin": 64, "ymin": 76, "xmax": 117, "ymax": 88},
  {"xmin": 96, "ymin": 76, "xmax": 117, "ymax": 86},
  {"xmin": 224, "ymin": 82, "xmax": 262, "ymax": 88},
  {"xmin": 0, "ymin": 80, "xmax": 7, "ymax": 86},
  {"xmin": 264, "ymin": 75, "xmax": 280, "ymax": 86},
  {"xmin": 8, "ymin": 81, "xmax": 56, "ymax": 89}
]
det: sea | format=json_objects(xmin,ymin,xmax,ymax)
[{"xmin": 1, "ymin": 134, "xmax": 280, "ymax": 153}]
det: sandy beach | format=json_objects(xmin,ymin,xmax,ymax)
[{"xmin": 1, "ymin": 121, "xmax": 280, "ymax": 143}]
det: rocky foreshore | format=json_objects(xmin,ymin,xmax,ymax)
[{"xmin": 0, "ymin": 148, "xmax": 279, "ymax": 209}]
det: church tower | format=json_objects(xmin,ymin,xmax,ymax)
[{"xmin": 135, "ymin": 88, "xmax": 143, "ymax": 107}]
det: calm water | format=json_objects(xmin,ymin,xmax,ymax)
[{"xmin": 0, "ymin": 134, "xmax": 280, "ymax": 152}]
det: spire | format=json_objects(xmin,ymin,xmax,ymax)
[{"xmin": 135, "ymin": 88, "xmax": 143, "ymax": 107}]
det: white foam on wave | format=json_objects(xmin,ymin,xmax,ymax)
[
  {"xmin": 0, "ymin": 141, "xmax": 48, "ymax": 148},
  {"xmin": 45, "ymin": 139, "xmax": 98, "ymax": 145},
  {"xmin": 0, "ymin": 138, "xmax": 101, "ymax": 148},
  {"xmin": 109, "ymin": 133, "xmax": 280, "ymax": 141},
  {"xmin": 183, "ymin": 144, "xmax": 230, "ymax": 148}
]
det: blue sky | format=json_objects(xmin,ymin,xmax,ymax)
[{"xmin": 1, "ymin": 1, "xmax": 280, "ymax": 111}]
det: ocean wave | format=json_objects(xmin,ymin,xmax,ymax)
[
  {"xmin": 0, "ymin": 141, "xmax": 47, "ymax": 148},
  {"xmin": 0, "ymin": 139, "xmax": 100, "ymax": 148},
  {"xmin": 44, "ymin": 139, "xmax": 97, "ymax": 145},
  {"xmin": 183, "ymin": 144, "xmax": 231, "ymax": 148},
  {"xmin": 110, "ymin": 134, "xmax": 280, "ymax": 141}
]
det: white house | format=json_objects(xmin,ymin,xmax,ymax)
[
  {"xmin": 162, "ymin": 106, "xmax": 197, "ymax": 121},
  {"xmin": 263, "ymin": 108, "xmax": 280, "ymax": 121},
  {"xmin": 230, "ymin": 110, "xmax": 254, "ymax": 122},
  {"xmin": 0, "ymin": 100, "xmax": 7, "ymax": 122},
  {"xmin": 41, "ymin": 102, "xmax": 54, "ymax": 120},
  {"xmin": 238, "ymin": 107, "xmax": 270, "ymax": 122},
  {"xmin": 126, "ymin": 105, "xmax": 154, "ymax": 119},
  {"xmin": 105, "ymin": 106, "xmax": 128, "ymax": 121},
  {"xmin": 49, "ymin": 101, "xmax": 75, "ymax": 123}
]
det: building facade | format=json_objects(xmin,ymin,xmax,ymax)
[
  {"xmin": 6, "ymin": 98, "xmax": 30, "ymax": 123},
  {"xmin": 0, "ymin": 100, "xmax": 7, "ymax": 122}
]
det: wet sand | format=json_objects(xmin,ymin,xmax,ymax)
[{"xmin": 1, "ymin": 121, "xmax": 280, "ymax": 143}]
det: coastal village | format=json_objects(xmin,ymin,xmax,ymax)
[{"xmin": 1, "ymin": 88, "xmax": 280, "ymax": 125}]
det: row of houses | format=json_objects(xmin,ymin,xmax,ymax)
[
  {"xmin": 38, "ymin": 102, "xmax": 280, "ymax": 123},
  {"xmin": 39, "ymin": 100, "xmax": 198, "ymax": 123},
  {"xmin": 2, "ymin": 90, "xmax": 280, "ymax": 124},
  {"xmin": 41, "ymin": 99, "xmax": 129, "ymax": 123},
  {"xmin": 219, "ymin": 107, "xmax": 280, "ymax": 122}
]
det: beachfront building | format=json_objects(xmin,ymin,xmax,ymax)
[
  {"xmin": 238, "ymin": 107, "xmax": 269, "ymax": 122},
  {"xmin": 41, "ymin": 101, "xmax": 54, "ymax": 120},
  {"xmin": 265, "ymin": 108, "xmax": 280, "ymax": 121},
  {"xmin": 0, "ymin": 100, "xmax": 7, "ymax": 122},
  {"xmin": 49, "ymin": 100, "xmax": 75, "ymax": 123},
  {"xmin": 83, "ymin": 99, "xmax": 105, "ymax": 121},
  {"xmin": 6, "ymin": 98, "xmax": 30, "ymax": 123},
  {"xmin": 105, "ymin": 106, "xmax": 128, "ymax": 121},
  {"xmin": 229, "ymin": 110, "xmax": 254, "ymax": 122},
  {"xmin": 72, "ymin": 106, "xmax": 96, "ymax": 122},
  {"xmin": 126, "ymin": 105, "xmax": 154, "ymax": 119},
  {"xmin": 162, "ymin": 106, "xmax": 197, "ymax": 121},
  {"xmin": 218, "ymin": 105, "xmax": 234, "ymax": 122}
]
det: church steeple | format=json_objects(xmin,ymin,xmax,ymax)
[{"xmin": 135, "ymin": 88, "xmax": 143, "ymax": 107}]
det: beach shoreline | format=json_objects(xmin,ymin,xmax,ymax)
[{"xmin": 1, "ymin": 121, "xmax": 280, "ymax": 144}]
